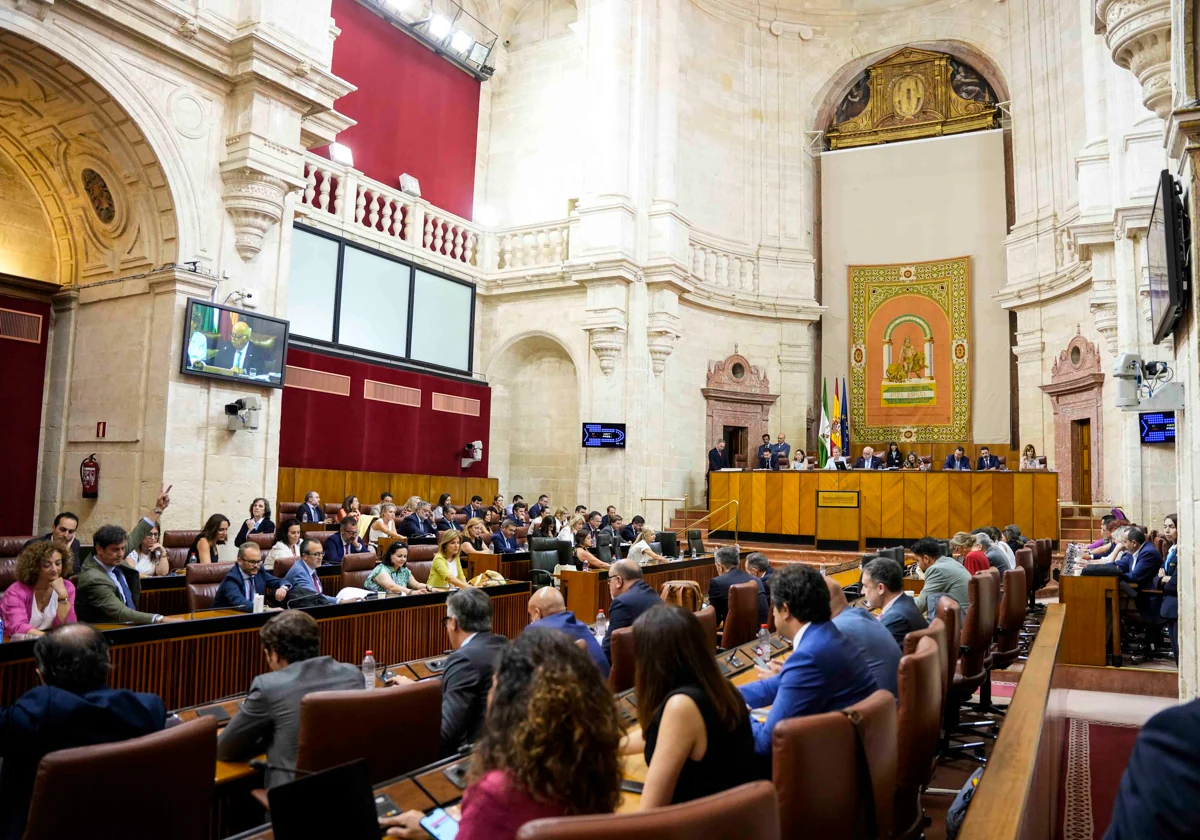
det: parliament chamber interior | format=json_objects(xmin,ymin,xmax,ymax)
[{"xmin": 1, "ymin": 0, "xmax": 1199, "ymax": 838}]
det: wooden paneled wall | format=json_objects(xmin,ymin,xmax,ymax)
[
  {"xmin": 844, "ymin": 442, "xmax": 1029, "ymax": 468},
  {"xmin": 709, "ymin": 470, "xmax": 1060, "ymax": 541},
  {"xmin": 278, "ymin": 467, "xmax": 499, "ymax": 509}
]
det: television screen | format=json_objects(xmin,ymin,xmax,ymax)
[
  {"xmin": 1147, "ymin": 170, "xmax": 1190, "ymax": 344},
  {"xmin": 582, "ymin": 423, "xmax": 626, "ymax": 448},
  {"xmin": 1139, "ymin": 412, "xmax": 1175, "ymax": 444},
  {"xmin": 181, "ymin": 298, "xmax": 289, "ymax": 389}
]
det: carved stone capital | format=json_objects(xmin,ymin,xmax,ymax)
[
  {"xmin": 220, "ymin": 167, "xmax": 290, "ymax": 261},
  {"xmin": 1095, "ymin": 0, "xmax": 1173, "ymax": 120},
  {"xmin": 586, "ymin": 327, "xmax": 626, "ymax": 376},
  {"xmin": 1090, "ymin": 278, "xmax": 1119, "ymax": 355},
  {"xmin": 1012, "ymin": 329, "xmax": 1045, "ymax": 366},
  {"xmin": 646, "ymin": 312, "xmax": 681, "ymax": 376}
]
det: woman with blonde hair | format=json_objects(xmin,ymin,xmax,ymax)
[
  {"xmin": 461, "ymin": 517, "xmax": 494, "ymax": 558},
  {"xmin": 628, "ymin": 528, "xmax": 664, "ymax": 565},
  {"xmin": 428, "ymin": 529, "xmax": 469, "ymax": 589},
  {"xmin": 951, "ymin": 531, "xmax": 989, "ymax": 574},
  {"xmin": 367, "ymin": 502, "xmax": 406, "ymax": 547},
  {"xmin": 558, "ymin": 514, "xmax": 585, "ymax": 545}
]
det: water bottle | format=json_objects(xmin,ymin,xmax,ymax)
[
  {"xmin": 820, "ymin": 563, "xmax": 827, "ymax": 577},
  {"xmin": 0, "ymin": 615, "xmax": 4, "ymax": 643},
  {"xmin": 754, "ymin": 624, "xmax": 770, "ymax": 667},
  {"xmin": 691, "ymin": 545, "xmax": 698, "ymax": 560},
  {"xmin": 594, "ymin": 610, "xmax": 607, "ymax": 640},
  {"xmin": 362, "ymin": 650, "xmax": 376, "ymax": 690}
]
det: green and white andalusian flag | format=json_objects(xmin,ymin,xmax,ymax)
[{"xmin": 818, "ymin": 378, "xmax": 831, "ymax": 467}]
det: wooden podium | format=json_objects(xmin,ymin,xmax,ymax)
[
  {"xmin": 561, "ymin": 569, "xmax": 610, "ymax": 620},
  {"xmin": 467, "ymin": 553, "xmax": 502, "ymax": 579}
]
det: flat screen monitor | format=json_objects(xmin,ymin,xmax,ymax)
[
  {"xmin": 1147, "ymin": 170, "xmax": 1190, "ymax": 345},
  {"xmin": 1139, "ymin": 411, "xmax": 1176, "ymax": 444},
  {"xmin": 181, "ymin": 298, "xmax": 289, "ymax": 388},
  {"xmin": 582, "ymin": 423, "xmax": 626, "ymax": 448}
]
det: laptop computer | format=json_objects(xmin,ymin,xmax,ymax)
[{"xmin": 269, "ymin": 759, "xmax": 381, "ymax": 839}]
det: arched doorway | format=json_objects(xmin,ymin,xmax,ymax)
[{"xmin": 487, "ymin": 334, "xmax": 581, "ymax": 505}]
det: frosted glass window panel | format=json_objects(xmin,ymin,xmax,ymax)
[
  {"xmin": 338, "ymin": 246, "xmax": 410, "ymax": 357},
  {"xmin": 287, "ymin": 229, "xmax": 339, "ymax": 341},
  {"xmin": 410, "ymin": 270, "xmax": 473, "ymax": 372}
]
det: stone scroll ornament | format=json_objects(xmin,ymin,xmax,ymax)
[{"xmin": 848, "ymin": 256, "xmax": 971, "ymax": 446}]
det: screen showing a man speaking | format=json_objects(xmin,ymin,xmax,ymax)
[{"xmin": 181, "ymin": 299, "xmax": 289, "ymax": 389}]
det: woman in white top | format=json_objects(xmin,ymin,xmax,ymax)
[
  {"xmin": 266, "ymin": 519, "xmax": 303, "ymax": 569},
  {"xmin": 627, "ymin": 529, "xmax": 665, "ymax": 565},
  {"xmin": 368, "ymin": 503, "xmax": 406, "ymax": 546},
  {"xmin": 823, "ymin": 445, "xmax": 848, "ymax": 469},
  {"xmin": 792, "ymin": 449, "xmax": 808, "ymax": 470},
  {"xmin": 559, "ymin": 514, "xmax": 585, "ymax": 544},
  {"xmin": 124, "ymin": 526, "xmax": 169, "ymax": 577}
]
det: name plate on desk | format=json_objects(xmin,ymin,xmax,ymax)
[{"xmin": 817, "ymin": 491, "xmax": 860, "ymax": 508}]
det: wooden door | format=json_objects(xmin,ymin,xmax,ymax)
[
  {"xmin": 725, "ymin": 426, "xmax": 748, "ymax": 468},
  {"xmin": 1072, "ymin": 419, "xmax": 1092, "ymax": 504}
]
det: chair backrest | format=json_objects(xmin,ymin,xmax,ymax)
[
  {"xmin": 341, "ymin": 552, "xmax": 380, "ymax": 589},
  {"xmin": 660, "ymin": 579, "xmax": 701, "ymax": 611},
  {"xmin": 272, "ymin": 556, "xmax": 297, "ymax": 579},
  {"xmin": 24, "ymin": 717, "xmax": 217, "ymax": 840},
  {"xmin": 608, "ymin": 626, "xmax": 635, "ymax": 692},
  {"xmin": 186, "ymin": 561, "xmax": 236, "ymax": 612},
  {"xmin": 903, "ymin": 616, "xmax": 948, "ymax": 705},
  {"xmin": 324, "ymin": 503, "xmax": 341, "ymax": 517},
  {"xmin": 934, "ymin": 597, "xmax": 961, "ymax": 688},
  {"xmin": 595, "ymin": 532, "xmax": 616, "ymax": 565},
  {"xmin": 531, "ymin": 549, "xmax": 561, "ymax": 575},
  {"xmin": 1014, "ymin": 547, "xmax": 1035, "ymax": 595},
  {"xmin": 0, "ymin": 536, "xmax": 36, "ymax": 590},
  {"xmin": 1035, "ymin": 539, "xmax": 1053, "ymax": 570},
  {"xmin": 515, "ymin": 780, "xmax": 780, "ymax": 840},
  {"xmin": 694, "ymin": 605, "xmax": 718, "ymax": 653},
  {"xmin": 162, "ymin": 529, "xmax": 202, "ymax": 570},
  {"xmin": 920, "ymin": 455, "xmax": 932, "ymax": 466},
  {"xmin": 279, "ymin": 502, "xmax": 302, "ymax": 516},
  {"xmin": 993, "ymin": 567, "xmax": 1028, "ymax": 667},
  {"xmin": 772, "ymin": 689, "xmax": 897, "ymax": 840},
  {"xmin": 407, "ymin": 544, "xmax": 440, "ymax": 584},
  {"xmin": 958, "ymin": 574, "xmax": 998, "ymax": 685},
  {"xmin": 247, "ymin": 533, "xmax": 276, "ymax": 553},
  {"xmin": 688, "ymin": 529, "xmax": 705, "ymax": 556},
  {"xmin": 1036, "ymin": 455, "xmax": 1047, "ymax": 467},
  {"xmin": 297, "ymin": 680, "xmax": 442, "ymax": 782},
  {"xmin": 659, "ymin": 531, "xmax": 679, "ymax": 557},
  {"xmin": 996, "ymin": 455, "xmax": 1007, "ymax": 469},
  {"xmin": 721, "ymin": 581, "xmax": 759, "ymax": 648},
  {"xmin": 894, "ymin": 636, "xmax": 942, "ymax": 839}
]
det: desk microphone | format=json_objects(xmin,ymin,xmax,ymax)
[{"xmin": 248, "ymin": 759, "xmax": 316, "ymax": 778}]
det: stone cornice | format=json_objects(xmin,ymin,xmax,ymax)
[
  {"xmin": 681, "ymin": 287, "xmax": 825, "ymax": 323},
  {"xmin": 997, "ymin": 260, "xmax": 1093, "ymax": 310}
]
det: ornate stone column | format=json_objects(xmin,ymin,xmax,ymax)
[{"xmin": 1094, "ymin": 0, "xmax": 1173, "ymax": 120}]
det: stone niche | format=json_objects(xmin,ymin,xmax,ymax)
[
  {"xmin": 1039, "ymin": 329, "xmax": 1105, "ymax": 503},
  {"xmin": 702, "ymin": 348, "xmax": 779, "ymax": 467}
]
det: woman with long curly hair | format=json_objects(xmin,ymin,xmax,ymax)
[{"xmin": 382, "ymin": 627, "xmax": 621, "ymax": 839}]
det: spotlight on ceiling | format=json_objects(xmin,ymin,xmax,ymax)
[
  {"xmin": 427, "ymin": 15, "xmax": 452, "ymax": 40},
  {"xmin": 449, "ymin": 30, "xmax": 473, "ymax": 54}
]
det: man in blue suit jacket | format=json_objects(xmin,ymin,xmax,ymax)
[
  {"xmin": 828, "ymin": 578, "xmax": 901, "ymax": 697},
  {"xmin": 525, "ymin": 588, "xmax": 610, "ymax": 678},
  {"xmin": 602, "ymin": 561, "xmax": 663, "ymax": 661},
  {"xmin": 0, "ymin": 625, "xmax": 165, "ymax": 840},
  {"xmin": 213, "ymin": 543, "xmax": 289, "ymax": 611},
  {"xmin": 943, "ymin": 447, "xmax": 972, "ymax": 471},
  {"xmin": 297, "ymin": 491, "xmax": 329, "ymax": 524},
  {"xmin": 1105, "ymin": 697, "xmax": 1200, "ymax": 839},
  {"xmin": 491, "ymin": 519, "xmax": 524, "ymax": 554},
  {"xmin": 1115, "ymin": 526, "xmax": 1162, "ymax": 589},
  {"xmin": 283, "ymin": 539, "xmax": 338, "ymax": 605},
  {"xmin": 323, "ymin": 518, "xmax": 370, "ymax": 566},
  {"xmin": 399, "ymin": 502, "xmax": 438, "ymax": 539},
  {"xmin": 862, "ymin": 557, "xmax": 927, "ymax": 648},
  {"xmin": 739, "ymin": 565, "xmax": 878, "ymax": 757}
]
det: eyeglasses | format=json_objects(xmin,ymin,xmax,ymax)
[{"xmin": 303, "ymin": 551, "xmax": 325, "ymax": 559}]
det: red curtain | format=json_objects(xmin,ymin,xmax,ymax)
[{"xmin": 0, "ymin": 294, "xmax": 50, "ymax": 535}]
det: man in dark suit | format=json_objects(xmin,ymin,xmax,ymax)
[
  {"xmin": 213, "ymin": 543, "xmax": 289, "ymax": 611},
  {"xmin": 774, "ymin": 434, "xmax": 791, "ymax": 464},
  {"xmin": 1105, "ymin": 697, "xmax": 1200, "ymax": 839},
  {"xmin": 400, "ymin": 502, "xmax": 438, "ymax": 539},
  {"xmin": 526, "ymin": 587, "xmax": 609, "ymax": 678},
  {"xmin": 218, "ymin": 611, "xmax": 363, "ymax": 788},
  {"xmin": 0, "ymin": 624, "xmax": 165, "ymax": 840},
  {"xmin": 708, "ymin": 439, "xmax": 729, "ymax": 472},
  {"xmin": 490, "ymin": 519, "xmax": 524, "ymax": 554},
  {"xmin": 708, "ymin": 546, "xmax": 768, "ymax": 626},
  {"xmin": 599, "ymin": 505, "xmax": 618, "ymax": 529},
  {"xmin": 465, "ymin": 496, "xmax": 486, "ymax": 520},
  {"xmin": 620, "ymin": 515, "xmax": 644, "ymax": 543},
  {"xmin": 853, "ymin": 446, "xmax": 884, "ymax": 470},
  {"xmin": 739, "ymin": 565, "xmax": 878, "ymax": 757},
  {"xmin": 862, "ymin": 556, "xmax": 927, "ymax": 649},
  {"xmin": 943, "ymin": 446, "xmax": 972, "ymax": 471},
  {"xmin": 210, "ymin": 320, "xmax": 267, "ymax": 374},
  {"xmin": 756, "ymin": 433, "xmax": 776, "ymax": 470},
  {"xmin": 297, "ymin": 491, "xmax": 329, "ymax": 524},
  {"xmin": 746, "ymin": 552, "xmax": 775, "ymax": 596},
  {"xmin": 323, "ymin": 518, "xmax": 370, "ymax": 565},
  {"xmin": 22, "ymin": 511, "xmax": 82, "ymax": 570},
  {"xmin": 976, "ymin": 446, "xmax": 1001, "ymax": 471},
  {"xmin": 435, "ymin": 504, "xmax": 462, "ymax": 532},
  {"xmin": 1116, "ymin": 526, "xmax": 1163, "ymax": 588},
  {"xmin": 282, "ymin": 539, "xmax": 337, "ymax": 605},
  {"xmin": 529, "ymin": 495, "xmax": 550, "ymax": 519},
  {"xmin": 828, "ymin": 578, "xmax": 901, "ymax": 697},
  {"xmin": 602, "ymin": 560, "xmax": 663, "ymax": 661}
]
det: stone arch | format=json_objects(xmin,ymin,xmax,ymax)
[
  {"xmin": 0, "ymin": 20, "xmax": 195, "ymax": 280},
  {"xmin": 487, "ymin": 332, "xmax": 581, "ymax": 504},
  {"xmin": 507, "ymin": 0, "xmax": 578, "ymax": 48}
]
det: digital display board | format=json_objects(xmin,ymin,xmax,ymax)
[
  {"xmin": 582, "ymin": 423, "xmax": 626, "ymax": 448},
  {"xmin": 1139, "ymin": 412, "xmax": 1176, "ymax": 444}
]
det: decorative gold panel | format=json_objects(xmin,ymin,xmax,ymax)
[{"xmin": 827, "ymin": 48, "xmax": 998, "ymax": 150}]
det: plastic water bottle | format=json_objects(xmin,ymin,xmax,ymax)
[
  {"xmin": 754, "ymin": 624, "xmax": 770, "ymax": 667},
  {"xmin": 362, "ymin": 650, "xmax": 376, "ymax": 690},
  {"xmin": 0, "ymin": 615, "xmax": 4, "ymax": 643},
  {"xmin": 594, "ymin": 610, "xmax": 607, "ymax": 640},
  {"xmin": 691, "ymin": 545, "xmax": 698, "ymax": 560},
  {"xmin": 820, "ymin": 563, "xmax": 827, "ymax": 577}
]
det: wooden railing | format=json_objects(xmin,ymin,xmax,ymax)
[
  {"xmin": 277, "ymin": 467, "xmax": 498, "ymax": 513},
  {"xmin": 675, "ymin": 500, "xmax": 739, "ymax": 544},
  {"xmin": 959, "ymin": 603, "xmax": 1066, "ymax": 840},
  {"xmin": 1058, "ymin": 500, "xmax": 1120, "ymax": 546}
]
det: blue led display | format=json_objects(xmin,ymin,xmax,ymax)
[
  {"xmin": 582, "ymin": 423, "xmax": 627, "ymax": 448},
  {"xmin": 1139, "ymin": 412, "xmax": 1176, "ymax": 444}
]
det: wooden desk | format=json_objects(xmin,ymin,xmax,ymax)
[
  {"xmin": 1057, "ymin": 575, "xmax": 1121, "ymax": 666},
  {"xmin": 708, "ymin": 470, "xmax": 1061, "ymax": 546},
  {"xmin": 132, "ymin": 568, "xmax": 343, "ymax": 618}
]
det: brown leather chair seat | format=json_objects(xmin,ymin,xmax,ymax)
[
  {"xmin": 894, "ymin": 636, "xmax": 943, "ymax": 840},
  {"xmin": 721, "ymin": 581, "xmax": 759, "ymax": 649},
  {"xmin": 453, "ymin": 513, "xmax": 468, "ymax": 526},
  {"xmin": 341, "ymin": 552, "xmax": 380, "ymax": 589},
  {"xmin": 278, "ymin": 502, "xmax": 301, "ymax": 517},
  {"xmin": 516, "ymin": 780, "xmax": 780, "ymax": 840},
  {"xmin": 324, "ymin": 503, "xmax": 341, "ymax": 518},
  {"xmin": 772, "ymin": 689, "xmax": 896, "ymax": 839},
  {"xmin": 996, "ymin": 456, "xmax": 1007, "ymax": 469},
  {"xmin": 272, "ymin": 556, "xmax": 297, "ymax": 579},
  {"xmin": 0, "ymin": 536, "xmax": 36, "ymax": 590},
  {"xmin": 407, "ymin": 544, "xmax": 439, "ymax": 584},
  {"xmin": 23, "ymin": 717, "xmax": 217, "ymax": 840},
  {"xmin": 186, "ymin": 561, "xmax": 236, "ymax": 612},
  {"xmin": 951, "ymin": 574, "xmax": 997, "ymax": 703},
  {"xmin": 162, "ymin": 529, "xmax": 202, "ymax": 571},
  {"xmin": 608, "ymin": 626, "xmax": 634, "ymax": 692},
  {"xmin": 694, "ymin": 605, "xmax": 717, "ymax": 653},
  {"xmin": 247, "ymin": 533, "xmax": 276, "ymax": 553}
]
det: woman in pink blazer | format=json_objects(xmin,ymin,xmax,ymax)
[{"xmin": 1, "ymin": 541, "xmax": 77, "ymax": 637}]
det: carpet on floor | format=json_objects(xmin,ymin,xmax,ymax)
[{"xmin": 1060, "ymin": 719, "xmax": 1142, "ymax": 840}]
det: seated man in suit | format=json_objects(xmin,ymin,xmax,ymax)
[
  {"xmin": 708, "ymin": 439, "xmax": 729, "ymax": 473},
  {"xmin": 943, "ymin": 446, "xmax": 972, "ymax": 471},
  {"xmin": 76, "ymin": 484, "xmax": 180, "ymax": 626},
  {"xmin": 218, "ymin": 611, "xmax": 363, "ymax": 787},
  {"xmin": 740, "ymin": 565, "xmax": 877, "ymax": 757},
  {"xmin": 323, "ymin": 517, "xmax": 370, "ymax": 566},
  {"xmin": 1116, "ymin": 526, "xmax": 1163, "ymax": 610},
  {"xmin": 210, "ymin": 320, "xmax": 266, "ymax": 375},
  {"xmin": 399, "ymin": 501, "xmax": 438, "ymax": 539},
  {"xmin": 0, "ymin": 624, "xmax": 166, "ymax": 840},
  {"xmin": 281, "ymin": 538, "xmax": 337, "ymax": 605},
  {"xmin": 746, "ymin": 552, "xmax": 775, "ymax": 596},
  {"xmin": 525, "ymin": 587, "xmax": 609, "ymax": 678},
  {"xmin": 490, "ymin": 519, "xmax": 524, "ymax": 554},
  {"xmin": 22, "ymin": 511, "xmax": 83, "ymax": 571},
  {"xmin": 528, "ymin": 495, "xmax": 550, "ymax": 520},
  {"xmin": 1106, "ymin": 697, "xmax": 1200, "ymax": 839},
  {"xmin": 599, "ymin": 505, "xmax": 618, "ymax": 529},
  {"xmin": 600, "ymin": 514, "xmax": 623, "ymax": 546},
  {"xmin": 707, "ymin": 546, "xmax": 768, "ymax": 626},
  {"xmin": 213, "ymin": 542, "xmax": 289, "ymax": 611},
  {"xmin": 853, "ymin": 446, "xmax": 883, "ymax": 470},
  {"xmin": 435, "ymin": 504, "xmax": 462, "ymax": 532},
  {"xmin": 465, "ymin": 495, "xmax": 486, "ymax": 520},
  {"xmin": 976, "ymin": 446, "xmax": 1002, "ymax": 471},
  {"xmin": 911, "ymin": 536, "xmax": 971, "ymax": 620},
  {"xmin": 827, "ymin": 578, "xmax": 901, "ymax": 697},
  {"xmin": 861, "ymin": 556, "xmax": 926, "ymax": 649},
  {"xmin": 297, "ymin": 491, "xmax": 330, "ymax": 525},
  {"xmin": 602, "ymin": 560, "xmax": 663, "ymax": 662},
  {"xmin": 389, "ymin": 588, "xmax": 508, "ymax": 756},
  {"xmin": 620, "ymin": 515, "xmax": 644, "ymax": 543},
  {"xmin": 756, "ymin": 433, "xmax": 776, "ymax": 470},
  {"xmin": 369, "ymin": 492, "xmax": 394, "ymax": 517}
]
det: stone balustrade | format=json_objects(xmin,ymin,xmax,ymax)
[
  {"xmin": 689, "ymin": 237, "xmax": 758, "ymax": 292},
  {"xmin": 495, "ymin": 222, "xmax": 570, "ymax": 269}
]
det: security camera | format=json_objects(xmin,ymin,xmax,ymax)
[
  {"xmin": 225, "ymin": 396, "xmax": 262, "ymax": 430},
  {"xmin": 461, "ymin": 440, "xmax": 483, "ymax": 470},
  {"xmin": 1112, "ymin": 353, "xmax": 1142, "ymax": 409},
  {"xmin": 1112, "ymin": 354, "xmax": 1186, "ymax": 412}
]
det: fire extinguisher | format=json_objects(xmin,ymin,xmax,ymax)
[{"xmin": 81, "ymin": 454, "xmax": 99, "ymax": 499}]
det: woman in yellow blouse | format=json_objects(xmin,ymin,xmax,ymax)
[{"xmin": 428, "ymin": 528, "xmax": 469, "ymax": 589}]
